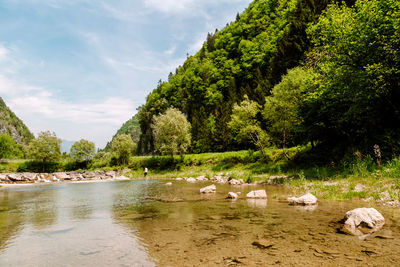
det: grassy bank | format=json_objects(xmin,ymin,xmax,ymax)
[{"xmin": 2, "ymin": 147, "xmax": 400, "ymax": 204}]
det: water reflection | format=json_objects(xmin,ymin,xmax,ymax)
[
  {"xmin": 246, "ymin": 198, "xmax": 268, "ymax": 208},
  {"xmin": 0, "ymin": 182, "xmax": 155, "ymax": 266},
  {"xmin": 1, "ymin": 181, "xmax": 400, "ymax": 266}
]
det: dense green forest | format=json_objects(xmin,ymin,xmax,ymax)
[{"xmin": 133, "ymin": 0, "xmax": 399, "ymax": 162}]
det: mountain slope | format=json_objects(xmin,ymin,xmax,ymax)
[
  {"xmin": 0, "ymin": 97, "xmax": 33, "ymax": 144},
  {"xmin": 105, "ymin": 114, "xmax": 141, "ymax": 151},
  {"xmin": 137, "ymin": 0, "xmax": 330, "ymax": 154}
]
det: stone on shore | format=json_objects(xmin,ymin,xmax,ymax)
[
  {"xmin": 341, "ymin": 207, "xmax": 385, "ymax": 236},
  {"xmin": 186, "ymin": 177, "xmax": 197, "ymax": 183},
  {"xmin": 7, "ymin": 173, "xmax": 25, "ymax": 182},
  {"xmin": 288, "ymin": 193, "xmax": 318, "ymax": 206},
  {"xmin": 196, "ymin": 175, "xmax": 208, "ymax": 181},
  {"xmin": 227, "ymin": 192, "xmax": 238, "ymax": 199},
  {"xmin": 54, "ymin": 172, "xmax": 71, "ymax": 180},
  {"xmin": 175, "ymin": 178, "xmax": 183, "ymax": 181},
  {"xmin": 246, "ymin": 190, "xmax": 267, "ymax": 199},
  {"xmin": 211, "ymin": 175, "xmax": 228, "ymax": 184},
  {"xmin": 200, "ymin": 184, "xmax": 216, "ymax": 194},
  {"xmin": 165, "ymin": 182, "xmax": 172, "ymax": 186},
  {"xmin": 228, "ymin": 179, "xmax": 244, "ymax": 185}
]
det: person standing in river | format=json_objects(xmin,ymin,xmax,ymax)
[{"xmin": 144, "ymin": 167, "xmax": 148, "ymax": 178}]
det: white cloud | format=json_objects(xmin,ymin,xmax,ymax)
[{"xmin": 0, "ymin": 50, "xmax": 135, "ymax": 147}]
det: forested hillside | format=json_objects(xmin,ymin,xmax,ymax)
[
  {"xmin": 133, "ymin": 0, "xmax": 399, "ymax": 160},
  {"xmin": 0, "ymin": 97, "xmax": 33, "ymax": 144},
  {"xmin": 137, "ymin": 0, "xmax": 330, "ymax": 154},
  {"xmin": 105, "ymin": 114, "xmax": 141, "ymax": 151}
]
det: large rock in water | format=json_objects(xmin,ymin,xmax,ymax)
[
  {"xmin": 288, "ymin": 193, "xmax": 318, "ymax": 206},
  {"xmin": 246, "ymin": 190, "xmax": 267, "ymax": 199},
  {"xmin": 227, "ymin": 192, "xmax": 239, "ymax": 199},
  {"xmin": 200, "ymin": 184, "xmax": 216, "ymax": 194},
  {"xmin": 341, "ymin": 208, "xmax": 385, "ymax": 236}
]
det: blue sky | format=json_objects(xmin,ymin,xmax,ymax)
[{"xmin": 0, "ymin": 0, "xmax": 252, "ymax": 148}]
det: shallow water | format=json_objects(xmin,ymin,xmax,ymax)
[{"xmin": 0, "ymin": 180, "xmax": 399, "ymax": 266}]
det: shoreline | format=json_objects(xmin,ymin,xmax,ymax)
[{"xmin": 0, "ymin": 176, "xmax": 131, "ymax": 188}]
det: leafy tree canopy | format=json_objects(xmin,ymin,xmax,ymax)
[
  {"xmin": 70, "ymin": 139, "xmax": 96, "ymax": 162},
  {"xmin": 152, "ymin": 107, "xmax": 191, "ymax": 156},
  {"xmin": 28, "ymin": 131, "xmax": 61, "ymax": 162},
  {"xmin": 111, "ymin": 134, "xmax": 135, "ymax": 165}
]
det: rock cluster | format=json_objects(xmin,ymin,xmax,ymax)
[
  {"xmin": 177, "ymin": 175, "xmax": 245, "ymax": 185},
  {"xmin": 0, "ymin": 170, "xmax": 128, "ymax": 184}
]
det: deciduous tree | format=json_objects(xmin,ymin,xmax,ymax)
[{"xmin": 152, "ymin": 107, "xmax": 191, "ymax": 157}]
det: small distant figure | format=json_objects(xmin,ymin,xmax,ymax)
[{"xmin": 144, "ymin": 167, "xmax": 148, "ymax": 177}]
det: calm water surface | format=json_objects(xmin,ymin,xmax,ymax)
[{"xmin": 0, "ymin": 180, "xmax": 399, "ymax": 266}]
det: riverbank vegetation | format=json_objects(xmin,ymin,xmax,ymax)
[{"xmin": 1, "ymin": 0, "xmax": 399, "ymax": 203}]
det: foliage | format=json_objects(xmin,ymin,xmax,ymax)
[
  {"xmin": 228, "ymin": 96, "xmax": 269, "ymax": 156},
  {"xmin": 17, "ymin": 161, "xmax": 62, "ymax": 173},
  {"xmin": 0, "ymin": 134, "xmax": 24, "ymax": 159},
  {"xmin": 302, "ymin": 0, "xmax": 400, "ymax": 155},
  {"xmin": 0, "ymin": 97, "xmax": 34, "ymax": 145},
  {"xmin": 263, "ymin": 67, "xmax": 316, "ymax": 158},
  {"xmin": 137, "ymin": 0, "xmax": 329, "ymax": 154},
  {"xmin": 151, "ymin": 108, "xmax": 192, "ymax": 156},
  {"xmin": 104, "ymin": 113, "xmax": 141, "ymax": 152},
  {"xmin": 28, "ymin": 131, "xmax": 61, "ymax": 162},
  {"xmin": 70, "ymin": 139, "xmax": 96, "ymax": 162},
  {"xmin": 111, "ymin": 134, "xmax": 135, "ymax": 165}
]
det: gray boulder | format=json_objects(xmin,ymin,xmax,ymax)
[
  {"xmin": 246, "ymin": 190, "xmax": 267, "ymax": 199},
  {"xmin": 288, "ymin": 193, "xmax": 318, "ymax": 206},
  {"xmin": 200, "ymin": 184, "xmax": 216, "ymax": 194},
  {"xmin": 341, "ymin": 207, "xmax": 385, "ymax": 236}
]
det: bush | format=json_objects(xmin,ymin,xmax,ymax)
[{"xmin": 17, "ymin": 161, "xmax": 62, "ymax": 173}]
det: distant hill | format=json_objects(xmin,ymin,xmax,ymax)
[
  {"xmin": 105, "ymin": 113, "xmax": 141, "ymax": 151},
  {"xmin": 61, "ymin": 139, "xmax": 75, "ymax": 154},
  {"xmin": 0, "ymin": 97, "xmax": 34, "ymax": 144}
]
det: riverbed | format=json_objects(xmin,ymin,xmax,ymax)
[{"xmin": 0, "ymin": 180, "xmax": 399, "ymax": 266}]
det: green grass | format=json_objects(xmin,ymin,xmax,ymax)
[{"xmin": 2, "ymin": 147, "xmax": 400, "ymax": 204}]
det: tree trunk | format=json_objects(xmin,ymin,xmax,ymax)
[{"xmin": 282, "ymin": 130, "xmax": 291, "ymax": 161}]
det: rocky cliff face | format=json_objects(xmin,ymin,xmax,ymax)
[{"xmin": 0, "ymin": 97, "xmax": 34, "ymax": 144}]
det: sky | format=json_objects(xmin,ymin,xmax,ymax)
[{"xmin": 0, "ymin": 0, "xmax": 252, "ymax": 148}]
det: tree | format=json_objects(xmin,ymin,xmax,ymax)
[
  {"xmin": 152, "ymin": 107, "xmax": 191, "ymax": 157},
  {"xmin": 303, "ymin": 0, "xmax": 400, "ymax": 154},
  {"xmin": 70, "ymin": 139, "xmax": 96, "ymax": 162},
  {"xmin": 111, "ymin": 134, "xmax": 135, "ymax": 165},
  {"xmin": 28, "ymin": 131, "xmax": 61, "ymax": 162},
  {"xmin": 264, "ymin": 67, "xmax": 315, "ymax": 159},
  {"xmin": 228, "ymin": 96, "xmax": 269, "ymax": 157},
  {"xmin": 0, "ymin": 134, "xmax": 23, "ymax": 159}
]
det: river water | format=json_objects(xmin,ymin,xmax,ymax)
[{"xmin": 0, "ymin": 180, "xmax": 399, "ymax": 266}]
